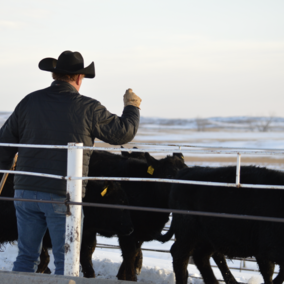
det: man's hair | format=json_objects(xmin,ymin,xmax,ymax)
[{"xmin": 52, "ymin": 73, "xmax": 84, "ymax": 82}]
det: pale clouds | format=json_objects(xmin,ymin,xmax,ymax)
[
  {"xmin": 0, "ymin": 21, "xmax": 25, "ymax": 29},
  {"xmin": 0, "ymin": 0, "xmax": 283, "ymax": 118},
  {"xmin": 0, "ymin": 6, "xmax": 51, "ymax": 23},
  {"xmin": 91, "ymin": 36, "xmax": 284, "ymax": 74}
]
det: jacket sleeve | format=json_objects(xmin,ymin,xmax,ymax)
[
  {"xmin": 92, "ymin": 103, "xmax": 140, "ymax": 145},
  {"xmin": 0, "ymin": 108, "xmax": 19, "ymax": 170}
]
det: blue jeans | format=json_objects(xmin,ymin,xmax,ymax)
[{"xmin": 12, "ymin": 190, "xmax": 67, "ymax": 275}]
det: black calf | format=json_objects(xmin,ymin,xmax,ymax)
[
  {"xmin": 157, "ymin": 166, "xmax": 284, "ymax": 284},
  {"xmin": 86, "ymin": 150, "xmax": 187, "ymax": 281}
]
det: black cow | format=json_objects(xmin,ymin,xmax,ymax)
[
  {"xmin": 82, "ymin": 150, "xmax": 187, "ymax": 281},
  {"xmin": 0, "ymin": 172, "xmax": 133, "ymax": 274},
  {"xmin": 156, "ymin": 166, "xmax": 284, "ymax": 284},
  {"xmin": 0, "ymin": 173, "xmax": 18, "ymax": 246},
  {"xmin": 79, "ymin": 179, "xmax": 134, "ymax": 277}
]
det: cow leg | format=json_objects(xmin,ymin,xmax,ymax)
[
  {"xmin": 36, "ymin": 246, "xmax": 51, "ymax": 274},
  {"xmin": 116, "ymin": 243, "xmax": 143, "ymax": 280},
  {"xmin": 117, "ymin": 236, "xmax": 138, "ymax": 281},
  {"xmin": 256, "ymin": 257, "xmax": 274, "ymax": 284},
  {"xmin": 273, "ymin": 263, "xmax": 284, "ymax": 284},
  {"xmin": 134, "ymin": 241, "xmax": 144, "ymax": 275},
  {"xmin": 116, "ymin": 260, "xmax": 126, "ymax": 280},
  {"xmin": 80, "ymin": 230, "xmax": 97, "ymax": 278},
  {"xmin": 193, "ymin": 247, "xmax": 219, "ymax": 284},
  {"xmin": 212, "ymin": 253, "xmax": 237, "ymax": 284},
  {"xmin": 171, "ymin": 240, "xmax": 193, "ymax": 284}
]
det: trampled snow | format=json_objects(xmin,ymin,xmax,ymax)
[
  {"xmin": 0, "ymin": 238, "xmax": 267, "ymax": 284},
  {"xmin": 0, "ymin": 112, "xmax": 283, "ymax": 283}
]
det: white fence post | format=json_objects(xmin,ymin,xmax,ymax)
[
  {"xmin": 236, "ymin": 153, "xmax": 241, "ymax": 188},
  {"xmin": 64, "ymin": 142, "xmax": 83, "ymax": 276}
]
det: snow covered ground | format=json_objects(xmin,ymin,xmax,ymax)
[
  {"xmin": 0, "ymin": 238, "xmax": 267, "ymax": 284},
  {"xmin": 0, "ymin": 113, "xmax": 284, "ymax": 283}
]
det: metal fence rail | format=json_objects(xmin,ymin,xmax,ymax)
[
  {"xmin": 0, "ymin": 195, "xmax": 284, "ymax": 224},
  {"xmin": 2, "ymin": 142, "xmax": 284, "ymax": 155},
  {"xmin": 3, "ymin": 169, "xmax": 284, "ymax": 191}
]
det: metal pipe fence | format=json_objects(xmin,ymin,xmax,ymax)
[
  {"xmin": 1, "ymin": 142, "xmax": 284, "ymax": 277},
  {"xmin": 2, "ymin": 142, "xmax": 284, "ymax": 155},
  {"xmin": 1, "ymin": 195, "xmax": 284, "ymax": 224}
]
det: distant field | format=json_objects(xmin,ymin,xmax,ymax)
[
  {"xmin": 2, "ymin": 112, "xmax": 284, "ymax": 169},
  {"xmin": 96, "ymin": 124, "xmax": 284, "ymax": 171}
]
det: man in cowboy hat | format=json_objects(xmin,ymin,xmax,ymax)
[{"xmin": 0, "ymin": 50, "xmax": 141, "ymax": 274}]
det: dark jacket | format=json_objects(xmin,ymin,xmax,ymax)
[{"xmin": 0, "ymin": 80, "xmax": 140, "ymax": 197}]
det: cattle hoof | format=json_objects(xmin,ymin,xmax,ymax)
[
  {"xmin": 116, "ymin": 273, "xmax": 126, "ymax": 280},
  {"xmin": 84, "ymin": 273, "xmax": 95, "ymax": 278},
  {"xmin": 126, "ymin": 275, "xmax": 137, "ymax": 282},
  {"xmin": 43, "ymin": 267, "xmax": 51, "ymax": 274}
]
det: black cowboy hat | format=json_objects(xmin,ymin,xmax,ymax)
[{"xmin": 38, "ymin": 50, "xmax": 95, "ymax": 78}]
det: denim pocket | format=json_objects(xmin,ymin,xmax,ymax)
[
  {"xmin": 14, "ymin": 190, "xmax": 25, "ymax": 208},
  {"xmin": 51, "ymin": 194, "xmax": 67, "ymax": 215}
]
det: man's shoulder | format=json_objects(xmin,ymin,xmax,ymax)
[
  {"xmin": 24, "ymin": 86, "xmax": 98, "ymax": 101},
  {"xmin": 24, "ymin": 86, "xmax": 51, "ymax": 99},
  {"xmin": 20, "ymin": 87, "xmax": 102, "ymax": 111},
  {"xmin": 78, "ymin": 93, "xmax": 101, "ymax": 106},
  {"xmin": 15, "ymin": 87, "xmax": 50, "ymax": 108}
]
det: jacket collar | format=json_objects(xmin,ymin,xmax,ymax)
[{"xmin": 51, "ymin": 80, "xmax": 79, "ymax": 93}]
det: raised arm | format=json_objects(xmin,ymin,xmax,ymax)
[{"xmin": 92, "ymin": 89, "xmax": 141, "ymax": 145}]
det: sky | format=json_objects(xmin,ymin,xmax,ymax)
[{"xmin": 0, "ymin": 0, "xmax": 283, "ymax": 119}]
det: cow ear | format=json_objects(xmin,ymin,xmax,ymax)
[
  {"xmin": 101, "ymin": 180, "xmax": 112, "ymax": 197},
  {"xmin": 121, "ymin": 146, "xmax": 129, "ymax": 157},
  {"xmin": 131, "ymin": 147, "xmax": 145, "ymax": 159},
  {"xmin": 173, "ymin": 153, "xmax": 184, "ymax": 161},
  {"xmin": 101, "ymin": 186, "xmax": 108, "ymax": 197},
  {"xmin": 145, "ymin": 152, "xmax": 158, "ymax": 167},
  {"xmin": 103, "ymin": 180, "xmax": 110, "ymax": 188}
]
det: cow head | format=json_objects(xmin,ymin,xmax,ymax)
[
  {"xmin": 120, "ymin": 146, "xmax": 146, "ymax": 160},
  {"xmin": 83, "ymin": 181, "xmax": 133, "ymax": 237},
  {"xmin": 144, "ymin": 152, "xmax": 187, "ymax": 179}
]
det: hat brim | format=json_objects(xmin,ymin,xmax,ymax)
[{"xmin": 38, "ymin": 58, "xmax": 95, "ymax": 79}]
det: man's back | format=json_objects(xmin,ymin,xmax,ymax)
[{"xmin": 0, "ymin": 80, "xmax": 140, "ymax": 196}]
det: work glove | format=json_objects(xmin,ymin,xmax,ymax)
[{"xmin": 123, "ymin": 89, "xmax": 142, "ymax": 109}]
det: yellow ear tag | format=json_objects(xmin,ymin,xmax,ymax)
[
  {"xmin": 147, "ymin": 166, "xmax": 154, "ymax": 175},
  {"xmin": 101, "ymin": 187, "xmax": 108, "ymax": 197}
]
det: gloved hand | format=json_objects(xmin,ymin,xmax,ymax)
[{"xmin": 123, "ymin": 89, "xmax": 142, "ymax": 109}]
